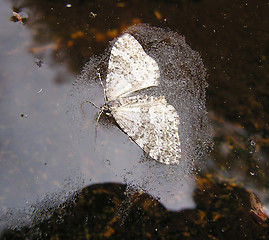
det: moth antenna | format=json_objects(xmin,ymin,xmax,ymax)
[
  {"xmin": 80, "ymin": 100, "xmax": 102, "ymax": 121},
  {"xmin": 97, "ymin": 72, "xmax": 108, "ymax": 102},
  {"xmin": 80, "ymin": 70, "xmax": 107, "ymax": 150}
]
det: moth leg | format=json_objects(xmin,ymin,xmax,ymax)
[
  {"xmin": 80, "ymin": 100, "xmax": 104, "ymax": 150},
  {"xmin": 93, "ymin": 109, "xmax": 104, "ymax": 149}
]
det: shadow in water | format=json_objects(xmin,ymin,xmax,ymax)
[{"xmin": 1, "ymin": 176, "xmax": 268, "ymax": 239}]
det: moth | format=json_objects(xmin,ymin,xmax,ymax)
[{"xmin": 87, "ymin": 33, "xmax": 181, "ymax": 164}]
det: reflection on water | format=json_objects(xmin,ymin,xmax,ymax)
[
  {"xmin": 1, "ymin": 180, "xmax": 268, "ymax": 239},
  {"xmin": 68, "ymin": 23, "xmax": 211, "ymax": 214},
  {"xmin": 0, "ymin": 0, "xmax": 268, "ymax": 238},
  {"xmin": 0, "ymin": 0, "xmax": 83, "ymax": 231}
]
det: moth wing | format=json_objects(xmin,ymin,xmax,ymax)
[
  {"xmin": 111, "ymin": 96, "xmax": 181, "ymax": 165},
  {"xmin": 106, "ymin": 33, "xmax": 159, "ymax": 100}
]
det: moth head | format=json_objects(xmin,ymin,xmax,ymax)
[{"xmin": 102, "ymin": 103, "xmax": 112, "ymax": 116}]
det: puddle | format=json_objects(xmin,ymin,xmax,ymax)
[{"xmin": 0, "ymin": 0, "xmax": 268, "ymax": 237}]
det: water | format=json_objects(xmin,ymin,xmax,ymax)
[{"xmin": 0, "ymin": 0, "xmax": 268, "ymax": 238}]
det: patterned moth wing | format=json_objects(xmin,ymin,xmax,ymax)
[
  {"xmin": 106, "ymin": 33, "xmax": 159, "ymax": 100},
  {"xmin": 110, "ymin": 95, "xmax": 181, "ymax": 164},
  {"xmin": 105, "ymin": 33, "xmax": 182, "ymax": 164}
]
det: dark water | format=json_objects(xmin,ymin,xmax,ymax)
[{"xmin": 0, "ymin": 0, "xmax": 268, "ymax": 239}]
